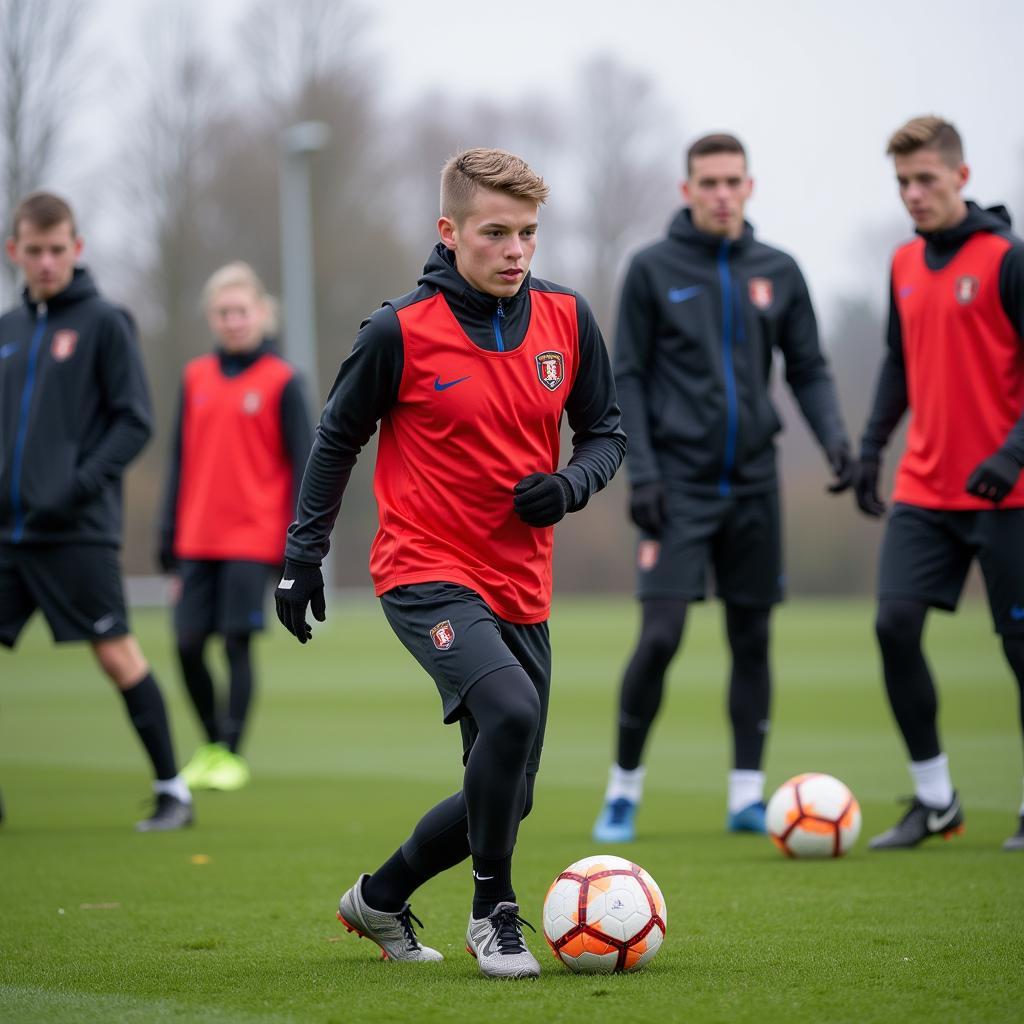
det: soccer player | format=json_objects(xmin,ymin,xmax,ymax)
[
  {"xmin": 275, "ymin": 149, "xmax": 625, "ymax": 977},
  {"xmin": 158, "ymin": 262, "xmax": 312, "ymax": 791},
  {"xmin": 592, "ymin": 133, "xmax": 853, "ymax": 843},
  {"xmin": 0, "ymin": 192, "xmax": 192, "ymax": 831},
  {"xmin": 855, "ymin": 116, "xmax": 1024, "ymax": 852}
]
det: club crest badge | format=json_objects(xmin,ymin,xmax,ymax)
[
  {"xmin": 955, "ymin": 275, "xmax": 979, "ymax": 305},
  {"xmin": 242, "ymin": 390, "xmax": 262, "ymax": 414},
  {"xmin": 748, "ymin": 277, "xmax": 774, "ymax": 310},
  {"xmin": 430, "ymin": 619, "xmax": 455, "ymax": 650},
  {"xmin": 637, "ymin": 540, "xmax": 661, "ymax": 571},
  {"xmin": 50, "ymin": 329, "xmax": 79, "ymax": 362},
  {"xmin": 536, "ymin": 350, "xmax": 565, "ymax": 392}
]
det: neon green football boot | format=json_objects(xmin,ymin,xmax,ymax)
[{"xmin": 180, "ymin": 743, "xmax": 223, "ymax": 789}]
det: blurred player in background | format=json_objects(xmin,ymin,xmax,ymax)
[
  {"xmin": 593, "ymin": 133, "xmax": 853, "ymax": 843},
  {"xmin": 856, "ymin": 116, "xmax": 1024, "ymax": 852},
  {"xmin": 275, "ymin": 148, "xmax": 625, "ymax": 977},
  {"xmin": 158, "ymin": 262, "xmax": 312, "ymax": 791},
  {"xmin": 0, "ymin": 192, "xmax": 191, "ymax": 831}
]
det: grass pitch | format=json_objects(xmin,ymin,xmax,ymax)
[{"xmin": 1, "ymin": 596, "xmax": 1022, "ymax": 1023}]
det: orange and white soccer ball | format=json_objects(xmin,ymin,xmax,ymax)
[
  {"xmin": 542, "ymin": 855, "xmax": 667, "ymax": 973},
  {"xmin": 766, "ymin": 772, "xmax": 862, "ymax": 858}
]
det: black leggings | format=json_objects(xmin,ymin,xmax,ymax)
[
  {"xmin": 615, "ymin": 599, "xmax": 771, "ymax": 772},
  {"xmin": 176, "ymin": 632, "xmax": 255, "ymax": 754},
  {"xmin": 877, "ymin": 598, "xmax": 1024, "ymax": 762},
  {"xmin": 402, "ymin": 664, "xmax": 540, "ymax": 876}
]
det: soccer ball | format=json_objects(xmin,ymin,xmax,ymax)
[
  {"xmin": 766, "ymin": 773, "xmax": 862, "ymax": 858},
  {"xmin": 542, "ymin": 855, "xmax": 666, "ymax": 973}
]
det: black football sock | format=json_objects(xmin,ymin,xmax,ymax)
[
  {"xmin": 177, "ymin": 635, "xmax": 220, "ymax": 744},
  {"xmin": 223, "ymin": 634, "xmax": 254, "ymax": 754},
  {"xmin": 362, "ymin": 846, "xmax": 427, "ymax": 913},
  {"xmin": 119, "ymin": 673, "xmax": 178, "ymax": 781},
  {"xmin": 616, "ymin": 599, "xmax": 688, "ymax": 770},
  {"xmin": 471, "ymin": 853, "xmax": 514, "ymax": 919},
  {"xmin": 875, "ymin": 599, "xmax": 941, "ymax": 761},
  {"xmin": 725, "ymin": 604, "xmax": 772, "ymax": 770}
]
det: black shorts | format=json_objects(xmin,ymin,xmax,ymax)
[
  {"xmin": 174, "ymin": 559, "xmax": 276, "ymax": 639},
  {"xmin": 380, "ymin": 582, "xmax": 551, "ymax": 774},
  {"xmin": 0, "ymin": 543, "xmax": 130, "ymax": 647},
  {"xmin": 879, "ymin": 503, "xmax": 1024, "ymax": 634},
  {"xmin": 636, "ymin": 488, "xmax": 784, "ymax": 608}
]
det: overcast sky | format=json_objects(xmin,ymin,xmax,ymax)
[
  {"xmin": 98, "ymin": 0, "xmax": 1024, "ymax": 329},
  {"xmin": 357, "ymin": 0, "xmax": 1024, "ymax": 322}
]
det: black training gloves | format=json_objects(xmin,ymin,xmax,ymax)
[
  {"xmin": 853, "ymin": 456, "xmax": 885, "ymax": 518},
  {"xmin": 156, "ymin": 535, "xmax": 177, "ymax": 574},
  {"xmin": 513, "ymin": 472, "xmax": 573, "ymax": 527},
  {"xmin": 629, "ymin": 480, "xmax": 667, "ymax": 536},
  {"xmin": 825, "ymin": 441, "xmax": 856, "ymax": 494},
  {"xmin": 275, "ymin": 560, "xmax": 326, "ymax": 644},
  {"xmin": 966, "ymin": 450, "xmax": 1022, "ymax": 503}
]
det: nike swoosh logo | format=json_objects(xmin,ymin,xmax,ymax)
[
  {"xmin": 473, "ymin": 871, "xmax": 495, "ymax": 881},
  {"xmin": 926, "ymin": 800, "xmax": 960, "ymax": 832},
  {"xmin": 434, "ymin": 375, "xmax": 471, "ymax": 391},
  {"xmin": 668, "ymin": 285, "xmax": 702, "ymax": 303},
  {"xmin": 479, "ymin": 929, "xmax": 500, "ymax": 958}
]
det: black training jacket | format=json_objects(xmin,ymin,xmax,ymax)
[
  {"xmin": 0, "ymin": 268, "xmax": 153, "ymax": 546},
  {"xmin": 615, "ymin": 209, "xmax": 848, "ymax": 497},
  {"xmin": 285, "ymin": 243, "xmax": 626, "ymax": 567}
]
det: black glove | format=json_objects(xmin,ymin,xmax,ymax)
[
  {"xmin": 825, "ymin": 441, "xmax": 855, "ymax": 494},
  {"xmin": 274, "ymin": 560, "xmax": 326, "ymax": 644},
  {"xmin": 513, "ymin": 472, "xmax": 573, "ymax": 527},
  {"xmin": 966, "ymin": 450, "xmax": 1021, "ymax": 503},
  {"xmin": 629, "ymin": 481, "xmax": 667, "ymax": 536},
  {"xmin": 156, "ymin": 539, "xmax": 177, "ymax": 574},
  {"xmin": 853, "ymin": 456, "xmax": 885, "ymax": 518}
]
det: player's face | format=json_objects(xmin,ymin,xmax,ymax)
[
  {"xmin": 682, "ymin": 153, "xmax": 752, "ymax": 239},
  {"xmin": 893, "ymin": 149, "xmax": 969, "ymax": 233},
  {"xmin": 207, "ymin": 284, "xmax": 268, "ymax": 353},
  {"xmin": 5, "ymin": 220, "xmax": 82, "ymax": 301},
  {"xmin": 438, "ymin": 189, "xmax": 539, "ymax": 299}
]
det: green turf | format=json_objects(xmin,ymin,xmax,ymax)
[{"xmin": 1, "ymin": 597, "xmax": 1022, "ymax": 1023}]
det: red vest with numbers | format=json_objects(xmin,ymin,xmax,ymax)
[
  {"xmin": 891, "ymin": 232, "xmax": 1024, "ymax": 509},
  {"xmin": 369, "ymin": 288, "xmax": 579, "ymax": 624},
  {"xmin": 175, "ymin": 352, "xmax": 296, "ymax": 562}
]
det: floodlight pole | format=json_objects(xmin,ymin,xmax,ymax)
[{"xmin": 279, "ymin": 120, "xmax": 331, "ymax": 591}]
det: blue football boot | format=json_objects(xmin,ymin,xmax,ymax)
[
  {"xmin": 592, "ymin": 797, "xmax": 638, "ymax": 843},
  {"xmin": 727, "ymin": 800, "xmax": 767, "ymax": 833}
]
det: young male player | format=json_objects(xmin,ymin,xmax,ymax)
[
  {"xmin": 0, "ymin": 192, "xmax": 191, "ymax": 831},
  {"xmin": 855, "ymin": 116, "xmax": 1024, "ymax": 851},
  {"xmin": 592, "ymin": 133, "xmax": 853, "ymax": 843},
  {"xmin": 275, "ymin": 149, "xmax": 625, "ymax": 976}
]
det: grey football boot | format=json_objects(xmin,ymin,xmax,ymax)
[
  {"xmin": 337, "ymin": 874, "xmax": 443, "ymax": 962},
  {"xmin": 466, "ymin": 901, "xmax": 540, "ymax": 979}
]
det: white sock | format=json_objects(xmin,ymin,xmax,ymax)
[
  {"xmin": 154, "ymin": 775, "xmax": 192, "ymax": 804},
  {"xmin": 909, "ymin": 753, "xmax": 953, "ymax": 808},
  {"xmin": 606, "ymin": 765, "xmax": 645, "ymax": 804},
  {"xmin": 728, "ymin": 770, "xmax": 765, "ymax": 813}
]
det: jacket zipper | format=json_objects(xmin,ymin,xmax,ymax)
[
  {"xmin": 11, "ymin": 303, "xmax": 49, "ymax": 542},
  {"xmin": 717, "ymin": 241, "xmax": 738, "ymax": 496},
  {"xmin": 492, "ymin": 300, "xmax": 505, "ymax": 352}
]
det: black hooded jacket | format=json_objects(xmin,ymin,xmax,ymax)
[
  {"xmin": 285, "ymin": 243, "xmax": 626, "ymax": 567},
  {"xmin": 0, "ymin": 268, "xmax": 152, "ymax": 546},
  {"xmin": 861, "ymin": 201, "xmax": 1024, "ymax": 461},
  {"xmin": 614, "ymin": 209, "xmax": 848, "ymax": 497}
]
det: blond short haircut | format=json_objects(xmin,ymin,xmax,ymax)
[
  {"xmin": 202, "ymin": 261, "xmax": 279, "ymax": 335},
  {"xmin": 440, "ymin": 148, "xmax": 550, "ymax": 225},
  {"xmin": 886, "ymin": 116, "xmax": 964, "ymax": 168}
]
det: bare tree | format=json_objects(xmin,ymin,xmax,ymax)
[
  {"xmin": 0, "ymin": 0, "xmax": 88, "ymax": 302},
  {"xmin": 564, "ymin": 54, "xmax": 678, "ymax": 333}
]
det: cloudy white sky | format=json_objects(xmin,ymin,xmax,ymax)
[
  {"xmin": 97, "ymin": 0, "xmax": 1024, "ymax": 326},
  {"xmin": 359, "ymin": 0, "xmax": 1024, "ymax": 319}
]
